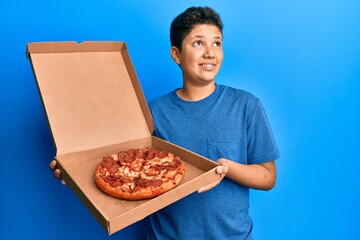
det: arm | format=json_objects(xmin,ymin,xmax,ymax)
[
  {"xmin": 224, "ymin": 159, "xmax": 276, "ymax": 190},
  {"xmin": 198, "ymin": 158, "xmax": 276, "ymax": 193}
]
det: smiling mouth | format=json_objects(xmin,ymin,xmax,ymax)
[{"xmin": 200, "ymin": 63, "xmax": 216, "ymax": 68}]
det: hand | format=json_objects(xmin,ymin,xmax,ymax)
[
  {"xmin": 198, "ymin": 158, "xmax": 229, "ymax": 193},
  {"xmin": 49, "ymin": 160, "xmax": 67, "ymax": 185}
]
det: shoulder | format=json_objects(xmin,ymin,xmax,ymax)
[
  {"xmin": 148, "ymin": 90, "xmax": 177, "ymax": 112},
  {"xmin": 149, "ymin": 91, "xmax": 173, "ymax": 106},
  {"xmin": 218, "ymin": 84, "xmax": 256, "ymax": 98},
  {"xmin": 218, "ymin": 84, "xmax": 260, "ymax": 106}
]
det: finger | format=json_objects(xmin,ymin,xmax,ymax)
[
  {"xmin": 49, "ymin": 160, "xmax": 57, "ymax": 170},
  {"xmin": 61, "ymin": 180, "xmax": 67, "ymax": 186},
  {"xmin": 216, "ymin": 159, "xmax": 229, "ymax": 175},
  {"xmin": 198, "ymin": 179, "xmax": 221, "ymax": 193},
  {"xmin": 216, "ymin": 166, "xmax": 223, "ymax": 175},
  {"xmin": 54, "ymin": 169, "xmax": 61, "ymax": 179}
]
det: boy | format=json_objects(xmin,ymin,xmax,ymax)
[{"xmin": 51, "ymin": 6, "xmax": 279, "ymax": 239}]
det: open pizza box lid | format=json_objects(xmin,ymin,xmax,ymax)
[{"xmin": 26, "ymin": 41, "xmax": 219, "ymax": 235}]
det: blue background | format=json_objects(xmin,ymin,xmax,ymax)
[{"xmin": 1, "ymin": 0, "xmax": 359, "ymax": 239}]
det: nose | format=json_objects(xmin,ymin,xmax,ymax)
[{"xmin": 203, "ymin": 44, "xmax": 215, "ymax": 59}]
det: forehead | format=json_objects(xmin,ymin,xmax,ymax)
[{"xmin": 186, "ymin": 24, "xmax": 222, "ymax": 40}]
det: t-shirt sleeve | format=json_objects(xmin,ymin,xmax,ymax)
[{"xmin": 247, "ymin": 99, "xmax": 280, "ymax": 164}]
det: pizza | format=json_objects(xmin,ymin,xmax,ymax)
[{"xmin": 94, "ymin": 147, "xmax": 185, "ymax": 200}]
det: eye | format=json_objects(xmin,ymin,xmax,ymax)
[
  {"xmin": 213, "ymin": 41, "xmax": 222, "ymax": 47},
  {"xmin": 193, "ymin": 41, "xmax": 203, "ymax": 47}
]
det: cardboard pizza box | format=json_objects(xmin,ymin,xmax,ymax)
[{"xmin": 26, "ymin": 41, "xmax": 219, "ymax": 235}]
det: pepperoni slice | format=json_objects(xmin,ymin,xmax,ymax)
[
  {"xmin": 118, "ymin": 151, "xmax": 127, "ymax": 158},
  {"xmin": 135, "ymin": 149, "xmax": 145, "ymax": 159},
  {"xmin": 155, "ymin": 159, "xmax": 181, "ymax": 171},
  {"xmin": 145, "ymin": 152, "xmax": 156, "ymax": 160},
  {"xmin": 113, "ymin": 160, "xmax": 121, "ymax": 168},
  {"xmin": 101, "ymin": 161, "xmax": 111, "ymax": 170},
  {"xmin": 127, "ymin": 149, "xmax": 137, "ymax": 157},
  {"xmin": 157, "ymin": 164, "xmax": 176, "ymax": 171},
  {"xmin": 118, "ymin": 151, "xmax": 136, "ymax": 163},
  {"xmin": 120, "ymin": 176, "xmax": 132, "ymax": 184},
  {"xmin": 105, "ymin": 175, "xmax": 119, "ymax": 182},
  {"xmin": 108, "ymin": 165, "xmax": 119, "ymax": 174},
  {"xmin": 135, "ymin": 178, "xmax": 164, "ymax": 188},
  {"xmin": 109, "ymin": 180, "xmax": 123, "ymax": 187},
  {"xmin": 170, "ymin": 159, "xmax": 181, "ymax": 167},
  {"xmin": 135, "ymin": 178, "xmax": 148, "ymax": 187},
  {"xmin": 103, "ymin": 156, "xmax": 114, "ymax": 162},
  {"xmin": 151, "ymin": 179, "xmax": 163, "ymax": 187},
  {"xmin": 124, "ymin": 155, "xmax": 135, "ymax": 163},
  {"xmin": 158, "ymin": 150, "xmax": 169, "ymax": 158},
  {"xmin": 118, "ymin": 152, "xmax": 128, "ymax": 165},
  {"xmin": 148, "ymin": 147, "xmax": 161, "ymax": 154}
]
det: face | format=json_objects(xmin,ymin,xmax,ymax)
[{"xmin": 171, "ymin": 24, "xmax": 223, "ymax": 86}]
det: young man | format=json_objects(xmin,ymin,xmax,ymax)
[
  {"xmin": 146, "ymin": 7, "xmax": 279, "ymax": 239},
  {"xmin": 50, "ymin": 6, "xmax": 279, "ymax": 239}
]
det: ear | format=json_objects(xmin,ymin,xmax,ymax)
[{"xmin": 170, "ymin": 46, "xmax": 181, "ymax": 65}]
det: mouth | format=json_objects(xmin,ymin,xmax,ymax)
[{"xmin": 199, "ymin": 63, "xmax": 216, "ymax": 69}]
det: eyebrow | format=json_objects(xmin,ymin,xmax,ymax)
[{"xmin": 193, "ymin": 35, "xmax": 223, "ymax": 40}]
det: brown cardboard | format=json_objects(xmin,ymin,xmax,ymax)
[{"xmin": 27, "ymin": 41, "xmax": 219, "ymax": 234}]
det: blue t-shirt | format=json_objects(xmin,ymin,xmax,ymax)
[{"xmin": 147, "ymin": 84, "xmax": 280, "ymax": 240}]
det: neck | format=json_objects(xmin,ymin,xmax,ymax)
[{"xmin": 176, "ymin": 82, "xmax": 216, "ymax": 101}]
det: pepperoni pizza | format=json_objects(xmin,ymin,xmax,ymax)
[{"xmin": 94, "ymin": 147, "xmax": 185, "ymax": 200}]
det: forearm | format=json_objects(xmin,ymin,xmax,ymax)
[{"xmin": 225, "ymin": 160, "xmax": 276, "ymax": 191}]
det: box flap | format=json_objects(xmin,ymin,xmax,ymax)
[{"xmin": 27, "ymin": 41, "xmax": 154, "ymax": 155}]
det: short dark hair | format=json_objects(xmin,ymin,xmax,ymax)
[{"xmin": 170, "ymin": 6, "xmax": 223, "ymax": 51}]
